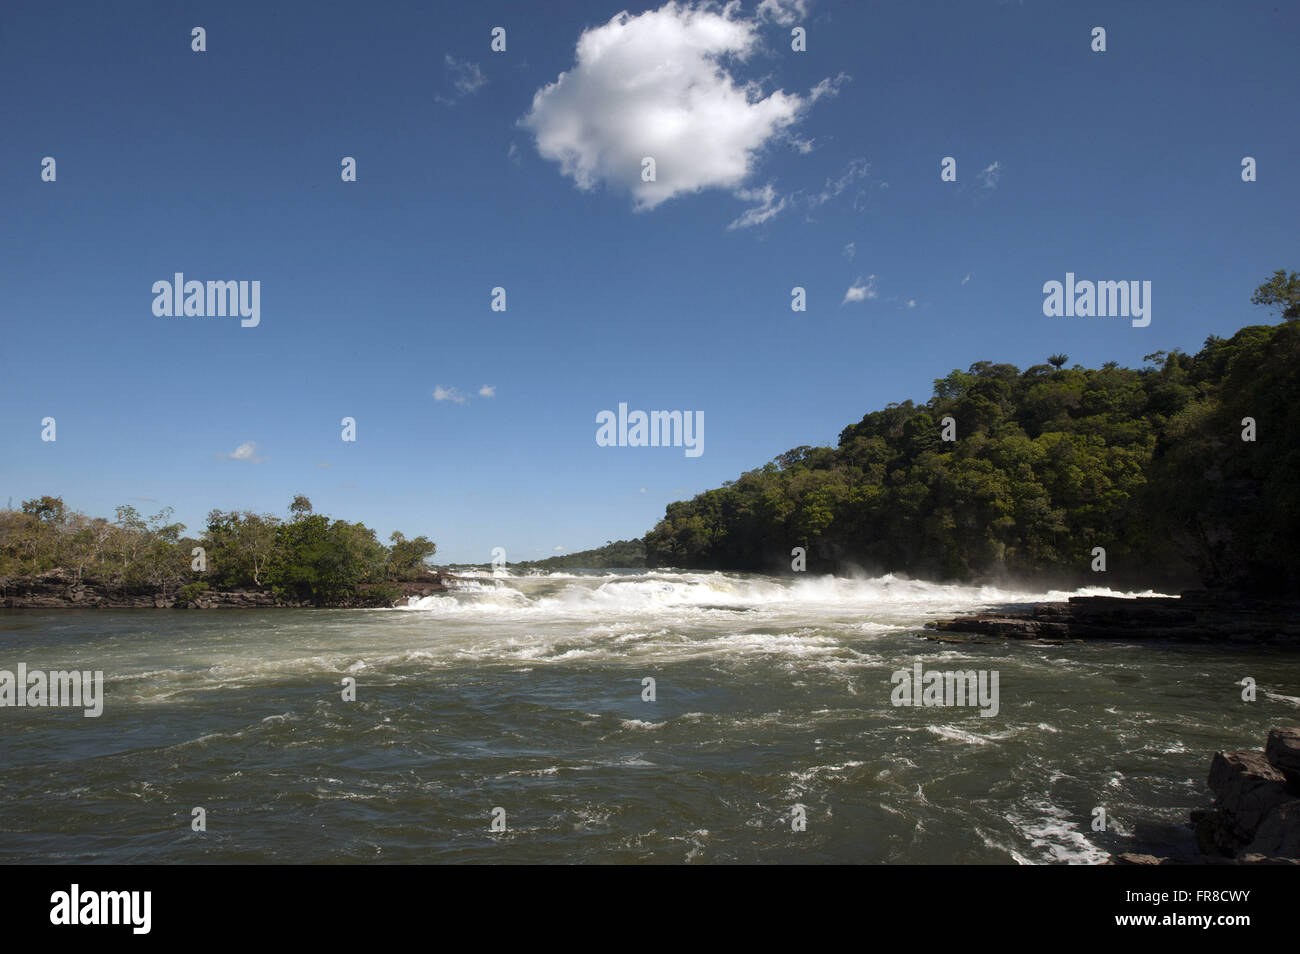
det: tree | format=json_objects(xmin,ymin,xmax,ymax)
[
  {"xmin": 204, "ymin": 510, "xmax": 280, "ymax": 587},
  {"xmin": 22, "ymin": 496, "xmax": 66, "ymax": 524},
  {"xmin": 387, "ymin": 532, "xmax": 437, "ymax": 580},
  {"xmin": 1047, "ymin": 353, "xmax": 1069, "ymax": 369},
  {"xmin": 1250, "ymin": 269, "xmax": 1300, "ymax": 321},
  {"xmin": 289, "ymin": 495, "xmax": 313, "ymax": 520}
]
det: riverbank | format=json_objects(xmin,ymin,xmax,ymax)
[
  {"xmin": 0, "ymin": 569, "xmax": 450, "ymax": 609},
  {"xmin": 928, "ymin": 591, "xmax": 1300, "ymax": 643}
]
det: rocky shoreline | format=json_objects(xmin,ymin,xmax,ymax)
[
  {"xmin": 928, "ymin": 591, "xmax": 1300, "ymax": 642},
  {"xmin": 1116, "ymin": 727, "xmax": 1300, "ymax": 865},
  {"xmin": 0, "ymin": 569, "xmax": 450, "ymax": 609}
]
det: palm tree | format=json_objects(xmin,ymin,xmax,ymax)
[{"xmin": 1047, "ymin": 353, "xmax": 1069, "ymax": 369}]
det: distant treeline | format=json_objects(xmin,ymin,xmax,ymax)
[
  {"xmin": 646, "ymin": 271, "xmax": 1300, "ymax": 593},
  {"xmin": 514, "ymin": 539, "xmax": 646, "ymax": 570},
  {"xmin": 0, "ymin": 494, "xmax": 437, "ymax": 605}
]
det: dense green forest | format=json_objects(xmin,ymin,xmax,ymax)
[
  {"xmin": 0, "ymin": 494, "xmax": 437, "ymax": 605},
  {"xmin": 512, "ymin": 538, "xmax": 646, "ymax": 570},
  {"xmin": 646, "ymin": 272, "xmax": 1300, "ymax": 593}
]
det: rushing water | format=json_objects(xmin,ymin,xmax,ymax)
[{"xmin": 2, "ymin": 569, "xmax": 1297, "ymax": 864}]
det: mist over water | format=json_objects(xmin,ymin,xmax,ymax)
[{"xmin": 3, "ymin": 569, "xmax": 1297, "ymax": 864}]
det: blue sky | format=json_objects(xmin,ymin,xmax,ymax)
[{"xmin": 2, "ymin": 0, "xmax": 1297, "ymax": 563}]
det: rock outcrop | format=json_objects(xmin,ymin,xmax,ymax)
[
  {"xmin": 928, "ymin": 591, "xmax": 1300, "ymax": 642},
  {"xmin": 0, "ymin": 569, "xmax": 449, "ymax": 609},
  {"xmin": 1192, "ymin": 728, "xmax": 1300, "ymax": 861}
]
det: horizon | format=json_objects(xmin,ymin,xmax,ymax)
[{"xmin": 3, "ymin": 0, "xmax": 1297, "ymax": 562}]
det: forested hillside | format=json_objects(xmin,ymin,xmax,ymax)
[
  {"xmin": 513, "ymin": 539, "xmax": 646, "ymax": 570},
  {"xmin": 646, "ymin": 273, "xmax": 1300, "ymax": 592}
]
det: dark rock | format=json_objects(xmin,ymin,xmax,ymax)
[
  {"xmin": 1189, "ymin": 731, "xmax": 1300, "ymax": 861},
  {"xmin": 1246, "ymin": 799, "xmax": 1300, "ymax": 858},
  {"xmin": 0, "ymin": 569, "xmax": 448, "ymax": 609},
  {"xmin": 1265, "ymin": 727, "xmax": 1300, "ymax": 788},
  {"xmin": 928, "ymin": 591, "xmax": 1300, "ymax": 642},
  {"xmin": 1206, "ymin": 751, "xmax": 1290, "ymax": 840}
]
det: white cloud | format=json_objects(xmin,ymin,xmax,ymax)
[
  {"xmin": 727, "ymin": 183, "xmax": 787, "ymax": 230},
  {"xmin": 843, "ymin": 242, "xmax": 855, "ymax": 260},
  {"xmin": 433, "ymin": 386, "xmax": 467, "ymax": 404},
  {"xmin": 809, "ymin": 72, "xmax": 850, "ymax": 104},
  {"xmin": 437, "ymin": 55, "xmax": 486, "ymax": 105},
  {"xmin": 842, "ymin": 275, "xmax": 878, "ymax": 304},
  {"xmin": 507, "ymin": 142, "xmax": 521, "ymax": 165},
  {"xmin": 905, "ymin": 299, "xmax": 917, "ymax": 309},
  {"xmin": 222, "ymin": 441, "xmax": 266, "ymax": 462},
  {"xmin": 757, "ymin": 0, "xmax": 809, "ymax": 26},
  {"xmin": 811, "ymin": 157, "xmax": 870, "ymax": 207},
  {"xmin": 478, "ymin": 385, "xmax": 496, "ymax": 397},
  {"xmin": 553, "ymin": 545, "xmax": 565, "ymax": 552},
  {"xmin": 961, "ymin": 272, "xmax": 971, "ymax": 285},
  {"xmin": 733, "ymin": 154, "xmax": 868, "ymax": 227},
  {"xmin": 978, "ymin": 161, "xmax": 1002, "ymax": 189},
  {"xmin": 522, "ymin": 2, "xmax": 830, "ymax": 212}
]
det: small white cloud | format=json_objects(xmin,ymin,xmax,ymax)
[
  {"xmin": 433, "ymin": 386, "xmax": 467, "ymax": 404},
  {"xmin": 978, "ymin": 161, "xmax": 1002, "ymax": 189},
  {"xmin": 905, "ymin": 299, "xmax": 917, "ymax": 309},
  {"xmin": 552, "ymin": 545, "xmax": 565, "ymax": 552},
  {"xmin": 961, "ymin": 272, "xmax": 971, "ymax": 285},
  {"xmin": 811, "ymin": 158, "xmax": 870, "ymax": 207},
  {"xmin": 478, "ymin": 385, "xmax": 496, "ymax": 397},
  {"xmin": 809, "ymin": 72, "xmax": 850, "ymax": 104},
  {"xmin": 727, "ymin": 183, "xmax": 788, "ymax": 230},
  {"xmin": 640, "ymin": 487, "xmax": 646, "ymax": 493},
  {"xmin": 757, "ymin": 0, "xmax": 809, "ymax": 26},
  {"xmin": 507, "ymin": 142, "xmax": 520, "ymax": 165},
  {"xmin": 437, "ymin": 55, "xmax": 486, "ymax": 105},
  {"xmin": 842, "ymin": 275, "xmax": 878, "ymax": 304},
  {"xmin": 843, "ymin": 242, "xmax": 855, "ymax": 260},
  {"xmin": 222, "ymin": 441, "xmax": 266, "ymax": 462}
]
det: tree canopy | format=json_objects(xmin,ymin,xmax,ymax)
[{"xmin": 0, "ymin": 497, "xmax": 438, "ymax": 605}]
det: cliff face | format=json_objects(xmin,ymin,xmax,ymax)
[{"xmin": 0, "ymin": 570, "xmax": 447, "ymax": 609}]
